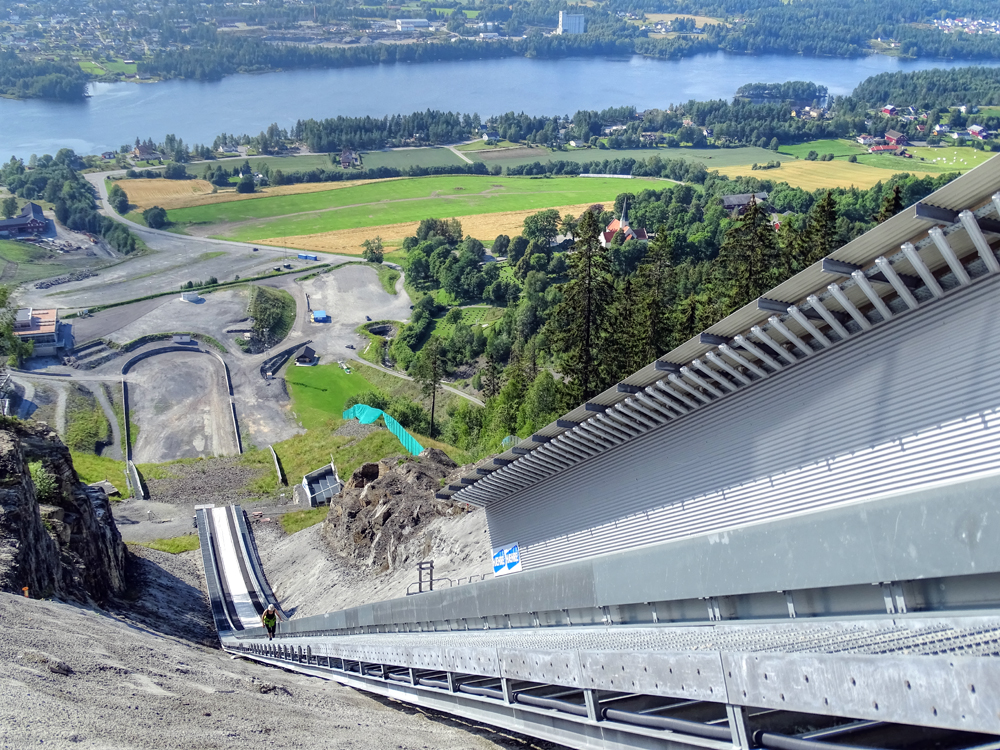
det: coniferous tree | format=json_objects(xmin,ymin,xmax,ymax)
[
  {"xmin": 604, "ymin": 276, "xmax": 647, "ymax": 384},
  {"xmin": 634, "ymin": 226, "xmax": 674, "ymax": 360},
  {"xmin": 547, "ymin": 210, "xmax": 614, "ymax": 405},
  {"xmin": 412, "ymin": 337, "xmax": 446, "ymax": 438},
  {"xmin": 481, "ymin": 353, "xmax": 502, "ymax": 398},
  {"xmin": 715, "ymin": 197, "xmax": 782, "ymax": 314},
  {"xmin": 875, "ymin": 185, "xmax": 904, "ymax": 223},
  {"xmin": 800, "ymin": 191, "xmax": 840, "ymax": 266}
]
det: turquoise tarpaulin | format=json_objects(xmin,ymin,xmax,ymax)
[{"xmin": 343, "ymin": 404, "xmax": 425, "ymax": 456}]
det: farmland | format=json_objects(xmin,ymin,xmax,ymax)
[
  {"xmin": 163, "ymin": 175, "xmax": 647, "ymax": 242},
  {"xmin": 115, "ymin": 176, "xmax": 399, "ymax": 211},
  {"xmin": 467, "ymin": 145, "xmax": 791, "ymax": 170},
  {"xmin": 258, "ymin": 202, "xmax": 604, "ymax": 254},
  {"xmin": 713, "ymin": 160, "xmax": 935, "ymax": 190}
]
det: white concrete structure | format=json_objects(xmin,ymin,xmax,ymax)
[{"xmin": 557, "ymin": 12, "xmax": 585, "ymax": 34}]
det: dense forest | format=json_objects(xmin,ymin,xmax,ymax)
[
  {"xmin": 0, "ymin": 151, "xmax": 138, "ymax": 254},
  {"xmin": 849, "ymin": 67, "xmax": 1000, "ymax": 110},
  {"xmin": 0, "ymin": 51, "xmax": 88, "ymax": 101},
  {"xmin": 383, "ymin": 168, "xmax": 958, "ymax": 454}
]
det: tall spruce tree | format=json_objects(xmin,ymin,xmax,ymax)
[
  {"xmin": 547, "ymin": 210, "xmax": 614, "ymax": 405},
  {"xmin": 715, "ymin": 197, "xmax": 782, "ymax": 313},
  {"xmin": 604, "ymin": 276, "xmax": 647, "ymax": 384},
  {"xmin": 481, "ymin": 352, "xmax": 502, "ymax": 398},
  {"xmin": 875, "ymin": 185, "xmax": 904, "ymax": 223},
  {"xmin": 801, "ymin": 191, "xmax": 840, "ymax": 266},
  {"xmin": 634, "ymin": 226, "xmax": 674, "ymax": 360}
]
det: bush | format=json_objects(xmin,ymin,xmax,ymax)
[
  {"xmin": 236, "ymin": 175, "xmax": 255, "ymax": 193},
  {"xmin": 143, "ymin": 206, "xmax": 167, "ymax": 228},
  {"xmin": 29, "ymin": 461, "xmax": 58, "ymax": 503},
  {"xmin": 163, "ymin": 162, "xmax": 188, "ymax": 180},
  {"xmin": 848, "ymin": 154, "xmax": 858, "ymax": 163}
]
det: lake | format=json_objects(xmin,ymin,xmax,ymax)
[{"xmin": 1, "ymin": 51, "xmax": 997, "ymax": 158}]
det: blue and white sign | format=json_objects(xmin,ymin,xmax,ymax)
[{"xmin": 491, "ymin": 542, "xmax": 523, "ymax": 576}]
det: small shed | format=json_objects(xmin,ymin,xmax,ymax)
[
  {"xmin": 181, "ymin": 292, "xmax": 201, "ymax": 303},
  {"xmin": 295, "ymin": 346, "xmax": 318, "ymax": 366},
  {"xmin": 312, "ymin": 310, "xmax": 329, "ymax": 322},
  {"xmin": 172, "ymin": 334, "xmax": 192, "ymax": 344}
]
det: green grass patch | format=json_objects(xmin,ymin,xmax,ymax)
[
  {"xmin": 455, "ymin": 139, "xmax": 521, "ymax": 152},
  {"xmin": 70, "ymin": 452, "xmax": 131, "ymax": 499},
  {"xmin": 172, "ymin": 175, "xmax": 644, "ymax": 242},
  {"xmin": 248, "ymin": 285, "xmax": 296, "ymax": 345},
  {"xmin": 64, "ymin": 387, "xmax": 110, "ymax": 454},
  {"xmin": 429, "ymin": 305, "xmax": 503, "ymax": 340},
  {"xmin": 102, "ymin": 58, "xmax": 138, "ymax": 74},
  {"xmin": 907, "ymin": 146, "xmax": 992, "ymax": 172},
  {"xmin": 371, "ymin": 263, "xmax": 400, "ymax": 294},
  {"xmin": 359, "ymin": 148, "xmax": 466, "ymax": 170},
  {"xmin": 467, "ymin": 145, "xmax": 787, "ymax": 171},
  {"xmin": 0, "ymin": 239, "xmax": 79, "ymax": 284},
  {"xmin": 78, "ymin": 60, "xmax": 106, "ymax": 75},
  {"xmin": 143, "ymin": 534, "xmax": 201, "ymax": 554},
  {"xmin": 286, "ymin": 363, "xmax": 375, "ymax": 430},
  {"xmin": 778, "ymin": 139, "xmax": 863, "ymax": 159},
  {"xmin": 279, "ymin": 507, "xmax": 329, "ymax": 534},
  {"xmin": 190, "ymin": 154, "xmax": 335, "ymax": 178}
]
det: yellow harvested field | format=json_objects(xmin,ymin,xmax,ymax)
[
  {"xmin": 122, "ymin": 178, "xmax": 398, "ymax": 211},
  {"xmin": 642, "ymin": 12, "xmax": 726, "ymax": 25},
  {"xmin": 259, "ymin": 203, "xmax": 601, "ymax": 255},
  {"xmin": 713, "ymin": 161, "xmax": 937, "ymax": 191}
]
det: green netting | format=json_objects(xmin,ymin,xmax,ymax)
[{"xmin": 343, "ymin": 404, "xmax": 424, "ymax": 456}]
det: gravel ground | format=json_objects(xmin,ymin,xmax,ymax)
[{"xmin": 0, "ymin": 546, "xmax": 557, "ymax": 750}]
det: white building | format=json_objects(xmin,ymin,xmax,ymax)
[
  {"xmin": 557, "ymin": 11, "xmax": 585, "ymax": 34},
  {"xmin": 396, "ymin": 18, "xmax": 429, "ymax": 31}
]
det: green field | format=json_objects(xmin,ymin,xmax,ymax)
[
  {"xmin": 284, "ymin": 364, "xmax": 374, "ymax": 430},
  {"xmin": 467, "ymin": 145, "xmax": 792, "ymax": 170},
  {"xmin": 455, "ymin": 140, "xmax": 521, "ymax": 152},
  {"xmin": 428, "ymin": 305, "xmax": 503, "ymax": 339},
  {"xmin": 78, "ymin": 60, "xmax": 105, "ymax": 75},
  {"xmin": 164, "ymin": 175, "xmax": 645, "ymax": 241},
  {"xmin": 102, "ymin": 58, "xmax": 138, "ymax": 74},
  {"xmin": 191, "ymin": 147, "xmax": 463, "ymax": 178},
  {"xmin": 143, "ymin": 535, "xmax": 201, "ymax": 553},
  {"xmin": 0, "ymin": 239, "xmax": 85, "ymax": 284},
  {"xmin": 908, "ymin": 146, "xmax": 993, "ymax": 171},
  {"xmin": 779, "ymin": 139, "xmax": 862, "ymax": 159},
  {"xmin": 360, "ymin": 148, "xmax": 465, "ymax": 170}
]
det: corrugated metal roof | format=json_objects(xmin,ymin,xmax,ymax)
[{"xmin": 444, "ymin": 154, "xmax": 1000, "ymax": 506}]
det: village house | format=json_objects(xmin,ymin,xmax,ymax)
[
  {"xmin": 482, "ymin": 131, "xmax": 500, "ymax": 141},
  {"xmin": 882, "ymin": 105, "xmax": 897, "ymax": 116},
  {"xmin": 721, "ymin": 192, "xmax": 769, "ymax": 216},
  {"xmin": 0, "ymin": 202, "xmax": 47, "ymax": 236},
  {"xmin": 600, "ymin": 198, "xmax": 649, "ymax": 248},
  {"xmin": 884, "ymin": 129, "xmax": 908, "ymax": 146},
  {"xmin": 856, "ymin": 134, "xmax": 874, "ymax": 145},
  {"xmin": 132, "ymin": 144, "xmax": 159, "ymax": 160},
  {"xmin": 969, "ymin": 125, "xmax": 990, "ymax": 139},
  {"xmin": 340, "ymin": 148, "xmax": 360, "ymax": 168}
]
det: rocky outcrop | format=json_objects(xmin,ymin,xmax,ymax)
[
  {"xmin": 0, "ymin": 419, "xmax": 127, "ymax": 604},
  {"xmin": 322, "ymin": 448, "xmax": 468, "ymax": 571}
]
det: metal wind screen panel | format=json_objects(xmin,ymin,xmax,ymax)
[{"xmin": 485, "ymin": 273, "xmax": 1000, "ymax": 572}]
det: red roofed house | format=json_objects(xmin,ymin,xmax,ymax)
[
  {"xmin": 600, "ymin": 198, "xmax": 649, "ymax": 248},
  {"xmin": 884, "ymin": 129, "xmax": 908, "ymax": 146},
  {"xmin": 869, "ymin": 145, "xmax": 901, "ymax": 154}
]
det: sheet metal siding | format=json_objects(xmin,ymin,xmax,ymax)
[{"xmin": 486, "ymin": 273, "xmax": 1000, "ymax": 571}]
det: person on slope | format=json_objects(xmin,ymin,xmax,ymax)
[{"xmin": 261, "ymin": 604, "xmax": 283, "ymax": 640}]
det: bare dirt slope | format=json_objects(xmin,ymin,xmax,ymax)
[
  {"xmin": 259, "ymin": 450, "xmax": 494, "ymax": 618},
  {"xmin": 0, "ymin": 551, "xmax": 541, "ymax": 750}
]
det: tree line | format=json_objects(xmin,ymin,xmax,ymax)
[
  {"xmin": 392, "ymin": 167, "xmax": 960, "ymax": 453},
  {"xmin": 0, "ymin": 50, "xmax": 88, "ymax": 102},
  {"xmin": 0, "ymin": 151, "xmax": 139, "ymax": 254}
]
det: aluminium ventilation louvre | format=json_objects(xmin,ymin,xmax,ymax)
[{"xmin": 439, "ymin": 155, "xmax": 1000, "ymax": 508}]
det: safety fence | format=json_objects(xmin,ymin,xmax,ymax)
[{"xmin": 342, "ymin": 404, "xmax": 423, "ymax": 456}]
